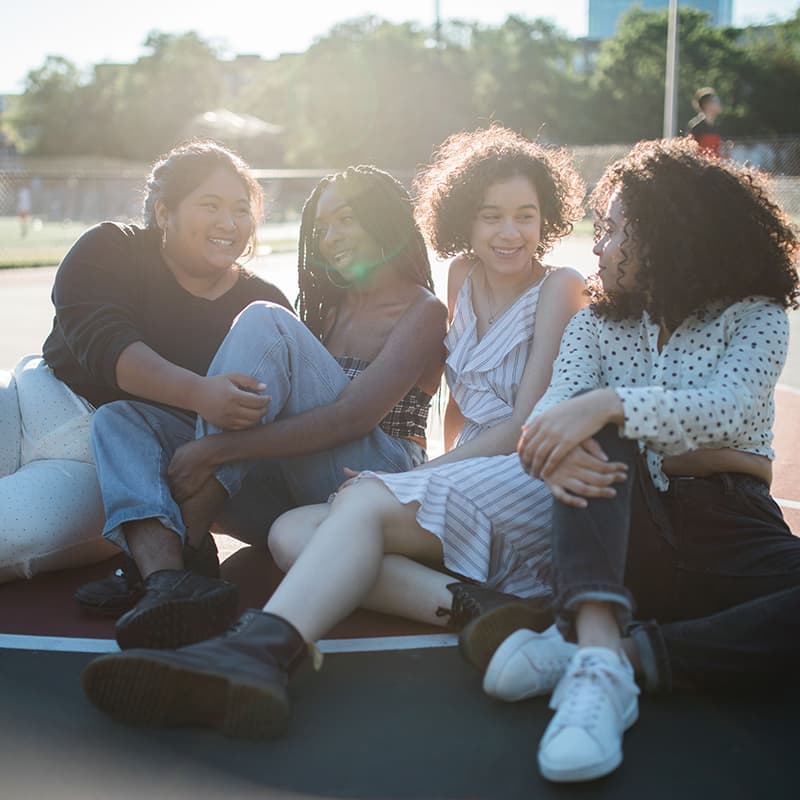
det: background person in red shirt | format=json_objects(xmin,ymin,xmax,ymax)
[{"xmin": 687, "ymin": 87, "xmax": 725, "ymax": 157}]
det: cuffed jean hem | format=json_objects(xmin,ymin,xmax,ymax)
[
  {"xmin": 555, "ymin": 585, "xmax": 634, "ymax": 642},
  {"xmin": 215, "ymin": 463, "xmax": 243, "ymax": 499},
  {"xmin": 628, "ymin": 620, "xmax": 672, "ymax": 693},
  {"xmin": 102, "ymin": 507, "xmax": 185, "ymax": 556}
]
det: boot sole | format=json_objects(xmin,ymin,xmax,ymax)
[
  {"xmin": 459, "ymin": 602, "xmax": 553, "ymax": 673},
  {"xmin": 82, "ymin": 652, "xmax": 289, "ymax": 740},
  {"xmin": 116, "ymin": 587, "xmax": 239, "ymax": 650},
  {"xmin": 75, "ymin": 594, "xmax": 141, "ymax": 619}
]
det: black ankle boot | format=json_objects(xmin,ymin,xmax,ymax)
[
  {"xmin": 114, "ymin": 569, "xmax": 239, "ymax": 650},
  {"xmin": 82, "ymin": 610, "xmax": 308, "ymax": 740},
  {"xmin": 439, "ymin": 583, "xmax": 554, "ymax": 672},
  {"xmin": 74, "ymin": 534, "xmax": 221, "ymax": 618}
]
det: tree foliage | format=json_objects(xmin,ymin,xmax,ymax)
[{"xmin": 7, "ymin": 11, "xmax": 800, "ymax": 165}]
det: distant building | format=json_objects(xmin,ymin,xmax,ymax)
[{"xmin": 588, "ymin": 0, "xmax": 733, "ymax": 40}]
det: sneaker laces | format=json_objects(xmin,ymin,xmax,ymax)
[{"xmin": 549, "ymin": 651, "xmax": 639, "ymax": 730}]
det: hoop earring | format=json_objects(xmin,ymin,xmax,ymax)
[{"xmin": 160, "ymin": 226, "xmax": 167, "ymax": 250}]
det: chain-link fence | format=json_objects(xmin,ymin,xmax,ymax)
[
  {"xmin": 570, "ymin": 136, "xmax": 800, "ymax": 218},
  {"xmin": 1, "ymin": 136, "xmax": 799, "ymax": 266}
]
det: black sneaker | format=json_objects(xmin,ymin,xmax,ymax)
[
  {"xmin": 74, "ymin": 556, "xmax": 144, "ymax": 618},
  {"xmin": 114, "ymin": 569, "xmax": 239, "ymax": 651},
  {"xmin": 439, "ymin": 582, "xmax": 554, "ymax": 673},
  {"xmin": 74, "ymin": 534, "xmax": 221, "ymax": 618}
]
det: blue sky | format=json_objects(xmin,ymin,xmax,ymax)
[{"xmin": 2, "ymin": 0, "xmax": 798, "ymax": 94}]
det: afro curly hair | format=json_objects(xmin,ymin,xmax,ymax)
[
  {"xmin": 588, "ymin": 137, "xmax": 799, "ymax": 330},
  {"xmin": 413, "ymin": 125, "xmax": 585, "ymax": 260}
]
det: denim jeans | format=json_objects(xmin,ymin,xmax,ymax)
[
  {"xmin": 551, "ymin": 424, "xmax": 800, "ymax": 692},
  {"xmin": 202, "ymin": 302, "xmax": 424, "ymax": 505},
  {"xmin": 93, "ymin": 302, "xmax": 424, "ymax": 553},
  {"xmin": 93, "ymin": 403, "xmax": 294, "ymax": 552}
]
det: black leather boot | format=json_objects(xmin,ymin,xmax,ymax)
[
  {"xmin": 114, "ymin": 569, "xmax": 239, "ymax": 650},
  {"xmin": 438, "ymin": 582, "xmax": 553, "ymax": 672},
  {"xmin": 74, "ymin": 533, "xmax": 221, "ymax": 618},
  {"xmin": 82, "ymin": 610, "xmax": 309, "ymax": 740}
]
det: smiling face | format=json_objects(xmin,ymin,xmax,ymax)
[
  {"xmin": 593, "ymin": 191, "xmax": 641, "ymax": 295},
  {"xmin": 469, "ymin": 175, "xmax": 542, "ymax": 278},
  {"xmin": 156, "ymin": 166, "xmax": 254, "ymax": 279},
  {"xmin": 314, "ymin": 183, "xmax": 383, "ymax": 283}
]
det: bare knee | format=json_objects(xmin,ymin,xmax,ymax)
[{"xmin": 268, "ymin": 505, "xmax": 326, "ymax": 571}]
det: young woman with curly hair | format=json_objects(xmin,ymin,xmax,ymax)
[
  {"xmin": 481, "ymin": 138, "xmax": 800, "ymax": 783},
  {"xmin": 81, "ymin": 125, "xmax": 590, "ymax": 738}
]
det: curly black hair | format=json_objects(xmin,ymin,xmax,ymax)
[
  {"xmin": 297, "ymin": 165, "xmax": 433, "ymax": 340},
  {"xmin": 413, "ymin": 125, "xmax": 585, "ymax": 259},
  {"xmin": 588, "ymin": 138, "xmax": 799, "ymax": 329}
]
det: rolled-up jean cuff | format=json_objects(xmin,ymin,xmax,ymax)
[
  {"xmin": 215, "ymin": 463, "xmax": 244, "ymax": 499},
  {"xmin": 628, "ymin": 620, "xmax": 672, "ymax": 693},
  {"xmin": 102, "ymin": 508, "xmax": 186, "ymax": 556},
  {"xmin": 555, "ymin": 586, "xmax": 634, "ymax": 642}
]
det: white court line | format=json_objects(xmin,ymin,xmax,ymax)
[
  {"xmin": 0, "ymin": 632, "xmax": 457, "ymax": 655},
  {"xmin": 777, "ymin": 497, "xmax": 800, "ymax": 510}
]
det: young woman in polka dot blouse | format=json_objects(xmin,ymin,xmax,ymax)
[{"xmin": 505, "ymin": 138, "xmax": 800, "ymax": 783}]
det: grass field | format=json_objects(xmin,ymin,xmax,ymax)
[
  {"xmin": 0, "ymin": 217, "xmax": 299, "ymax": 268},
  {"xmin": 0, "ymin": 218, "xmax": 88, "ymax": 268}
]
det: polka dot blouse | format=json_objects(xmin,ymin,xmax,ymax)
[{"xmin": 528, "ymin": 297, "xmax": 789, "ymax": 489}]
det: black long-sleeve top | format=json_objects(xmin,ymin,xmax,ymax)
[{"xmin": 42, "ymin": 222, "xmax": 292, "ymax": 408}]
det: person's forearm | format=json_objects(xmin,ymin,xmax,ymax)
[
  {"xmin": 115, "ymin": 342, "xmax": 204, "ymax": 411},
  {"xmin": 198, "ymin": 402, "xmax": 377, "ymax": 466},
  {"xmin": 602, "ymin": 388, "xmax": 626, "ymax": 427},
  {"xmin": 418, "ymin": 418, "xmax": 523, "ymax": 470}
]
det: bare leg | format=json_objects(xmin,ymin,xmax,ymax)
[
  {"xmin": 125, "ymin": 519, "xmax": 182, "ymax": 579},
  {"xmin": 180, "ymin": 477, "xmax": 227, "ymax": 548},
  {"xmin": 575, "ymin": 601, "xmax": 623, "ymax": 654},
  {"xmin": 124, "ymin": 479, "xmax": 226, "ymax": 579},
  {"xmin": 269, "ymin": 503, "xmax": 454, "ymax": 628},
  {"xmin": 264, "ymin": 481, "xmax": 449, "ymax": 641},
  {"xmin": 362, "ymin": 555, "xmax": 453, "ymax": 624}
]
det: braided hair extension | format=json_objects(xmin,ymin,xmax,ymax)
[{"xmin": 297, "ymin": 165, "xmax": 433, "ymax": 339}]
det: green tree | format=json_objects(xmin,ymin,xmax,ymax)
[
  {"xmin": 261, "ymin": 16, "xmax": 474, "ymax": 169},
  {"xmin": 740, "ymin": 10, "xmax": 800, "ymax": 135},
  {"xmin": 11, "ymin": 56, "xmax": 85, "ymax": 154},
  {"xmin": 589, "ymin": 7, "xmax": 751, "ymax": 142},
  {"xmin": 468, "ymin": 16, "xmax": 587, "ymax": 144},
  {"xmin": 112, "ymin": 31, "xmax": 225, "ymax": 160}
]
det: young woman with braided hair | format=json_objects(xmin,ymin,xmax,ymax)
[{"xmin": 85, "ymin": 164, "xmax": 446, "ymax": 652}]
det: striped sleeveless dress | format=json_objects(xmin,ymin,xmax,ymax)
[{"xmin": 358, "ymin": 270, "xmax": 555, "ymax": 599}]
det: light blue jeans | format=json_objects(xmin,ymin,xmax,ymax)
[{"xmin": 92, "ymin": 302, "xmax": 425, "ymax": 553}]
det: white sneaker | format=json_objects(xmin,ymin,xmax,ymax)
[
  {"xmin": 538, "ymin": 646, "xmax": 640, "ymax": 783},
  {"xmin": 483, "ymin": 625, "xmax": 577, "ymax": 702}
]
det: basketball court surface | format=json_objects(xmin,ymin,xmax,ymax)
[
  {"xmin": 0, "ymin": 386, "xmax": 798, "ymax": 799},
  {"xmin": 1, "ymin": 251, "xmax": 798, "ymax": 798}
]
